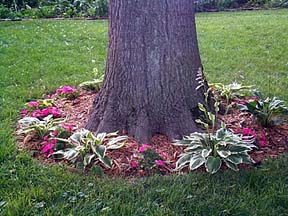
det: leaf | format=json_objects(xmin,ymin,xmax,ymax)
[
  {"xmin": 198, "ymin": 103, "xmax": 207, "ymax": 113},
  {"xmin": 229, "ymin": 145, "xmax": 252, "ymax": 153},
  {"xmin": 83, "ymin": 154, "xmax": 95, "ymax": 167},
  {"xmin": 216, "ymin": 127, "xmax": 226, "ymax": 140},
  {"xmin": 189, "ymin": 155, "xmax": 205, "ymax": 170},
  {"xmin": 201, "ymin": 149, "xmax": 212, "ymax": 158},
  {"xmin": 217, "ymin": 150, "xmax": 231, "ymax": 158},
  {"xmin": 173, "ymin": 139, "xmax": 192, "ymax": 146},
  {"xmin": 226, "ymin": 154, "xmax": 242, "ymax": 164},
  {"xmin": 98, "ymin": 156, "xmax": 112, "ymax": 168},
  {"xmin": 94, "ymin": 145, "xmax": 106, "ymax": 158},
  {"xmin": 237, "ymin": 104, "xmax": 248, "ymax": 111},
  {"xmin": 224, "ymin": 159, "xmax": 239, "ymax": 171},
  {"xmin": 205, "ymin": 156, "xmax": 222, "ymax": 174},
  {"xmin": 63, "ymin": 149, "xmax": 79, "ymax": 161},
  {"xmin": 95, "ymin": 132, "xmax": 106, "ymax": 145},
  {"xmin": 176, "ymin": 154, "xmax": 192, "ymax": 170},
  {"xmin": 207, "ymin": 112, "xmax": 215, "ymax": 123},
  {"xmin": 106, "ymin": 135, "xmax": 128, "ymax": 149}
]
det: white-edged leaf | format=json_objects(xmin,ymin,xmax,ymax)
[
  {"xmin": 175, "ymin": 154, "xmax": 192, "ymax": 170},
  {"xmin": 84, "ymin": 154, "xmax": 95, "ymax": 167},
  {"xmin": 95, "ymin": 145, "xmax": 106, "ymax": 158},
  {"xmin": 98, "ymin": 156, "xmax": 112, "ymax": 168},
  {"xmin": 189, "ymin": 155, "xmax": 205, "ymax": 170},
  {"xmin": 224, "ymin": 159, "xmax": 239, "ymax": 171},
  {"xmin": 106, "ymin": 135, "xmax": 128, "ymax": 149},
  {"xmin": 205, "ymin": 156, "xmax": 222, "ymax": 174},
  {"xmin": 201, "ymin": 149, "xmax": 212, "ymax": 158},
  {"xmin": 217, "ymin": 150, "xmax": 231, "ymax": 158}
]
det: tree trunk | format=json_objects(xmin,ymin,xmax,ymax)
[{"xmin": 86, "ymin": 0, "xmax": 208, "ymax": 143}]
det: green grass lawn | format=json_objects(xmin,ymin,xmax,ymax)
[{"xmin": 0, "ymin": 9, "xmax": 288, "ymax": 215}]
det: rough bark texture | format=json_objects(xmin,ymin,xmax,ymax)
[{"xmin": 86, "ymin": 0, "xmax": 208, "ymax": 143}]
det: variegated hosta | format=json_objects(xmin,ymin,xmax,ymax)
[
  {"xmin": 174, "ymin": 127, "xmax": 256, "ymax": 174},
  {"xmin": 18, "ymin": 115, "xmax": 65, "ymax": 138},
  {"xmin": 54, "ymin": 129, "xmax": 128, "ymax": 169}
]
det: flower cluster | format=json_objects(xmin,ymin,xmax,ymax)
[
  {"xmin": 234, "ymin": 127, "xmax": 266, "ymax": 147},
  {"xmin": 40, "ymin": 123, "xmax": 75, "ymax": 157},
  {"xmin": 238, "ymin": 96, "xmax": 258, "ymax": 105},
  {"xmin": 131, "ymin": 144, "xmax": 165, "ymax": 171},
  {"xmin": 55, "ymin": 86, "xmax": 78, "ymax": 99},
  {"xmin": 30, "ymin": 106, "xmax": 61, "ymax": 118}
]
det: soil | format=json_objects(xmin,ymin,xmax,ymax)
[{"xmin": 16, "ymin": 88, "xmax": 288, "ymax": 177}]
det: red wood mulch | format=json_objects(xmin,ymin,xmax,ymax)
[{"xmin": 16, "ymin": 89, "xmax": 288, "ymax": 177}]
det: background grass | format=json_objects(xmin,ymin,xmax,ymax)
[{"xmin": 0, "ymin": 9, "xmax": 287, "ymax": 215}]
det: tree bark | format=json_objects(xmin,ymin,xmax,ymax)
[{"xmin": 86, "ymin": 0, "xmax": 208, "ymax": 143}]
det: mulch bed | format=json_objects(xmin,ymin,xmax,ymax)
[{"xmin": 16, "ymin": 88, "xmax": 288, "ymax": 177}]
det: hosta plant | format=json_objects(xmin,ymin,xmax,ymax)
[
  {"xmin": 208, "ymin": 82, "xmax": 253, "ymax": 114},
  {"xmin": 174, "ymin": 127, "xmax": 256, "ymax": 174},
  {"xmin": 18, "ymin": 115, "xmax": 65, "ymax": 138},
  {"xmin": 79, "ymin": 79, "xmax": 103, "ymax": 92},
  {"xmin": 54, "ymin": 129, "xmax": 128, "ymax": 170},
  {"xmin": 237, "ymin": 90, "xmax": 288, "ymax": 127}
]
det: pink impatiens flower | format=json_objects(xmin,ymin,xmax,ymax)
[
  {"xmin": 43, "ymin": 135, "xmax": 49, "ymax": 141},
  {"xmin": 52, "ymin": 130, "xmax": 59, "ymax": 136},
  {"xmin": 155, "ymin": 160, "xmax": 164, "ymax": 167},
  {"xmin": 28, "ymin": 100, "xmax": 40, "ymax": 108},
  {"xmin": 20, "ymin": 109, "xmax": 29, "ymax": 118},
  {"xmin": 242, "ymin": 128, "xmax": 252, "ymax": 135},
  {"xmin": 259, "ymin": 140, "xmax": 266, "ymax": 147},
  {"xmin": 139, "ymin": 144, "xmax": 151, "ymax": 153},
  {"xmin": 56, "ymin": 86, "xmax": 77, "ymax": 95},
  {"xmin": 131, "ymin": 161, "xmax": 138, "ymax": 169},
  {"xmin": 41, "ymin": 142, "xmax": 55, "ymax": 155}
]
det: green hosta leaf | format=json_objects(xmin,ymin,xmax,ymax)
[
  {"xmin": 98, "ymin": 156, "xmax": 112, "ymax": 168},
  {"xmin": 176, "ymin": 154, "xmax": 192, "ymax": 170},
  {"xmin": 63, "ymin": 149, "xmax": 79, "ymax": 161},
  {"xmin": 173, "ymin": 139, "xmax": 192, "ymax": 146},
  {"xmin": 95, "ymin": 132, "xmax": 106, "ymax": 145},
  {"xmin": 106, "ymin": 135, "xmax": 128, "ymax": 149},
  {"xmin": 201, "ymin": 149, "xmax": 212, "ymax": 158},
  {"xmin": 195, "ymin": 119, "xmax": 209, "ymax": 129},
  {"xmin": 18, "ymin": 117, "xmax": 41, "ymax": 127},
  {"xmin": 94, "ymin": 145, "xmax": 106, "ymax": 158},
  {"xmin": 184, "ymin": 144, "xmax": 203, "ymax": 153},
  {"xmin": 239, "ymin": 152, "xmax": 255, "ymax": 164},
  {"xmin": 205, "ymin": 156, "xmax": 222, "ymax": 174},
  {"xmin": 217, "ymin": 150, "xmax": 231, "ymax": 158},
  {"xmin": 224, "ymin": 159, "xmax": 239, "ymax": 171},
  {"xmin": 229, "ymin": 145, "xmax": 252, "ymax": 153},
  {"xmin": 198, "ymin": 103, "xmax": 207, "ymax": 112},
  {"xmin": 237, "ymin": 103, "xmax": 248, "ymax": 111},
  {"xmin": 216, "ymin": 127, "xmax": 226, "ymax": 140},
  {"xmin": 207, "ymin": 112, "xmax": 215, "ymax": 123},
  {"xmin": 226, "ymin": 154, "xmax": 242, "ymax": 164},
  {"xmin": 189, "ymin": 155, "xmax": 205, "ymax": 170},
  {"xmin": 83, "ymin": 154, "xmax": 95, "ymax": 167}
]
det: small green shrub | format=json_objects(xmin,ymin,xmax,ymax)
[
  {"xmin": 54, "ymin": 129, "xmax": 128, "ymax": 170},
  {"xmin": 0, "ymin": 5, "xmax": 10, "ymax": 18},
  {"xmin": 237, "ymin": 90, "xmax": 288, "ymax": 127}
]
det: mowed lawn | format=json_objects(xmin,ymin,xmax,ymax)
[{"xmin": 0, "ymin": 9, "xmax": 288, "ymax": 215}]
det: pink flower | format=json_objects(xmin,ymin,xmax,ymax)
[
  {"xmin": 155, "ymin": 160, "xmax": 164, "ymax": 167},
  {"xmin": 41, "ymin": 108, "xmax": 50, "ymax": 117},
  {"xmin": 244, "ymin": 96, "xmax": 250, "ymax": 102},
  {"xmin": 62, "ymin": 86, "xmax": 76, "ymax": 94},
  {"xmin": 41, "ymin": 142, "xmax": 55, "ymax": 154},
  {"xmin": 139, "ymin": 144, "xmax": 151, "ymax": 153},
  {"xmin": 20, "ymin": 109, "xmax": 29, "ymax": 117},
  {"xmin": 49, "ymin": 107, "xmax": 61, "ymax": 118},
  {"xmin": 131, "ymin": 161, "xmax": 138, "ymax": 169},
  {"xmin": 30, "ymin": 109, "xmax": 41, "ymax": 117},
  {"xmin": 259, "ymin": 140, "xmax": 266, "ymax": 147},
  {"xmin": 242, "ymin": 128, "xmax": 252, "ymax": 135},
  {"xmin": 61, "ymin": 123, "xmax": 74, "ymax": 131},
  {"xmin": 252, "ymin": 96, "xmax": 258, "ymax": 101},
  {"xmin": 260, "ymin": 133, "xmax": 266, "ymax": 140},
  {"xmin": 43, "ymin": 135, "xmax": 49, "ymax": 141},
  {"xmin": 52, "ymin": 130, "xmax": 59, "ymax": 136},
  {"xmin": 28, "ymin": 100, "xmax": 40, "ymax": 108},
  {"xmin": 51, "ymin": 139, "xmax": 57, "ymax": 145},
  {"xmin": 56, "ymin": 88, "xmax": 63, "ymax": 94}
]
